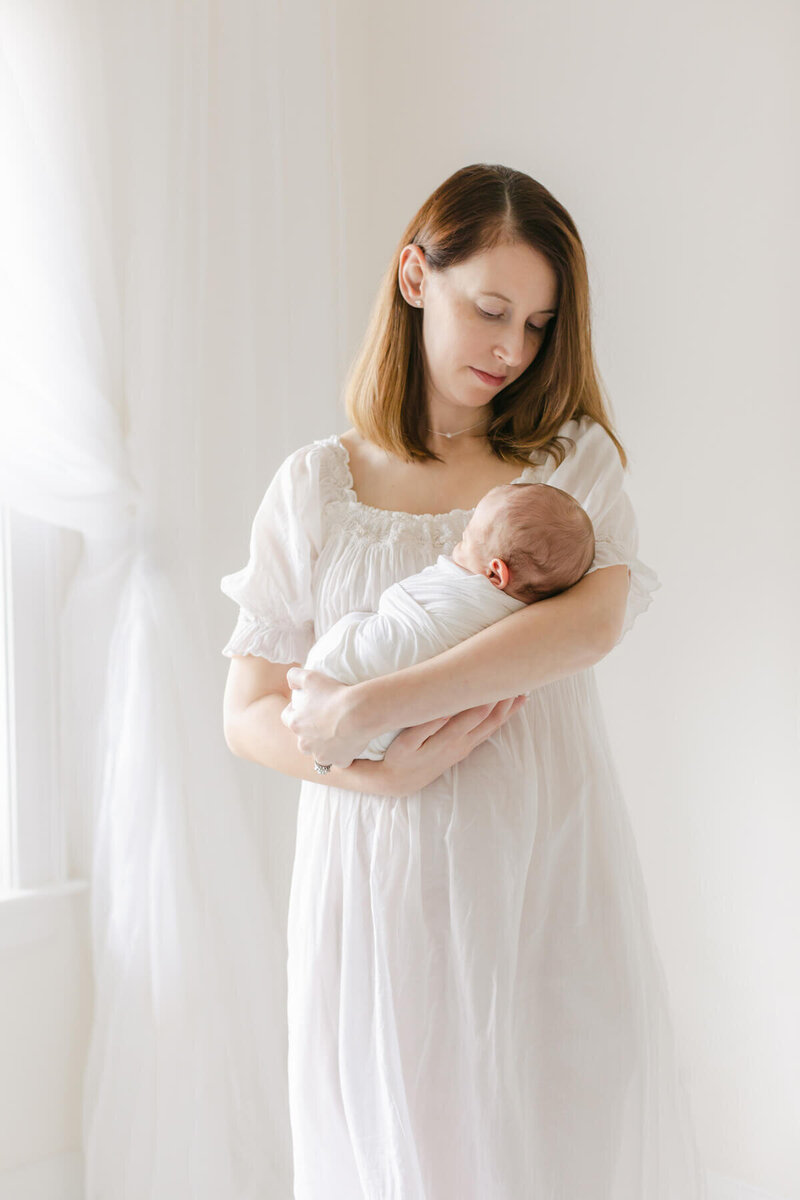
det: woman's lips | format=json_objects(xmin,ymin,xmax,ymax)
[{"xmin": 471, "ymin": 366, "xmax": 507, "ymax": 386}]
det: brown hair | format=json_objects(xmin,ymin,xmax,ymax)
[
  {"xmin": 342, "ymin": 162, "xmax": 627, "ymax": 471},
  {"xmin": 482, "ymin": 482, "xmax": 596, "ymax": 604}
]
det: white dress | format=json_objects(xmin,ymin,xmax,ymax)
[
  {"xmin": 220, "ymin": 415, "xmax": 707, "ymax": 1200},
  {"xmin": 291, "ymin": 553, "xmax": 528, "ymax": 760}
]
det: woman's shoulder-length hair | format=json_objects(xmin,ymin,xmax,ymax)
[{"xmin": 342, "ymin": 162, "xmax": 627, "ymax": 472}]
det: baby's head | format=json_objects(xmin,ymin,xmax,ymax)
[{"xmin": 451, "ymin": 483, "xmax": 595, "ymax": 604}]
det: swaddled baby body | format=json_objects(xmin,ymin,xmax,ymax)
[{"xmin": 291, "ymin": 480, "xmax": 595, "ymax": 760}]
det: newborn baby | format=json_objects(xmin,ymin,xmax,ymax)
[{"xmin": 291, "ymin": 480, "xmax": 595, "ymax": 761}]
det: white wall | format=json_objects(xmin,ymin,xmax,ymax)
[{"xmin": 330, "ymin": 0, "xmax": 799, "ymax": 1194}]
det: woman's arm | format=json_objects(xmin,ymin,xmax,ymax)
[
  {"xmin": 341, "ymin": 563, "xmax": 630, "ymax": 743},
  {"xmin": 227, "ymin": 689, "xmax": 395, "ymax": 791},
  {"xmin": 227, "ymin": 675, "xmax": 527, "ymax": 797}
]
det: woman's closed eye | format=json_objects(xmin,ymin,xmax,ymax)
[{"xmin": 477, "ymin": 306, "xmax": 546, "ymax": 333}]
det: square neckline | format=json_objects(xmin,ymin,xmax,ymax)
[{"xmin": 329, "ymin": 433, "xmax": 537, "ymax": 521}]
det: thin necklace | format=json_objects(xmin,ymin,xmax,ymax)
[{"xmin": 425, "ymin": 417, "xmax": 487, "ymax": 440}]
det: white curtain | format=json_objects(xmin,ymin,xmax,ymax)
[{"xmin": 0, "ymin": 0, "xmax": 343, "ymax": 1194}]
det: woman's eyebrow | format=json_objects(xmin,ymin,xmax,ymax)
[{"xmin": 483, "ymin": 290, "xmax": 556, "ymax": 315}]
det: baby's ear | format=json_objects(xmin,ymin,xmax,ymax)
[{"xmin": 488, "ymin": 558, "xmax": 511, "ymax": 590}]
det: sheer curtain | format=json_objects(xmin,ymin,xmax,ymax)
[{"xmin": 0, "ymin": 0, "xmax": 343, "ymax": 1194}]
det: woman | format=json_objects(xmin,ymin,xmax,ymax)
[{"xmin": 221, "ymin": 164, "xmax": 706, "ymax": 1199}]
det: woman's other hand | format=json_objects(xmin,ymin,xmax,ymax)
[
  {"xmin": 281, "ymin": 665, "xmax": 527, "ymax": 784},
  {"xmin": 379, "ymin": 694, "xmax": 528, "ymax": 797},
  {"xmin": 280, "ymin": 667, "xmax": 369, "ymax": 768}
]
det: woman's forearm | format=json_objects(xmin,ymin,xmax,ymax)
[
  {"xmin": 227, "ymin": 692, "xmax": 397, "ymax": 795},
  {"xmin": 343, "ymin": 565, "xmax": 629, "ymax": 742}
]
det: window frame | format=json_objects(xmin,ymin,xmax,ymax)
[{"xmin": 0, "ymin": 505, "xmax": 86, "ymax": 939}]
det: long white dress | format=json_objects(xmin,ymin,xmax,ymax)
[{"xmin": 220, "ymin": 415, "xmax": 707, "ymax": 1200}]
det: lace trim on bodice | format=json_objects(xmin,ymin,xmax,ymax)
[{"xmin": 314, "ymin": 433, "xmax": 543, "ymax": 546}]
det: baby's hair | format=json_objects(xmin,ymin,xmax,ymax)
[{"xmin": 485, "ymin": 482, "xmax": 595, "ymax": 604}]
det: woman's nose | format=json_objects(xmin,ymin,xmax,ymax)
[{"xmin": 493, "ymin": 326, "xmax": 527, "ymax": 368}]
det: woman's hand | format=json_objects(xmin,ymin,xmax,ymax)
[
  {"xmin": 377, "ymin": 694, "xmax": 528, "ymax": 797},
  {"xmin": 280, "ymin": 667, "xmax": 372, "ymax": 768},
  {"xmin": 281, "ymin": 666, "xmax": 528, "ymax": 783}
]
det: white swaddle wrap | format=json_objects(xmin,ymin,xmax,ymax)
[{"xmin": 291, "ymin": 553, "xmax": 527, "ymax": 760}]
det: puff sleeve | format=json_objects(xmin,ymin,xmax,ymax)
[
  {"xmin": 543, "ymin": 415, "xmax": 661, "ymax": 646},
  {"xmin": 220, "ymin": 442, "xmax": 323, "ymax": 664}
]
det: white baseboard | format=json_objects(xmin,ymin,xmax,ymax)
[
  {"xmin": 707, "ymin": 1169, "xmax": 794, "ymax": 1200},
  {"xmin": 0, "ymin": 1149, "xmax": 83, "ymax": 1200},
  {"xmin": 0, "ymin": 1153, "xmax": 789, "ymax": 1200}
]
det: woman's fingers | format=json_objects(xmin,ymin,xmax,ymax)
[
  {"xmin": 415, "ymin": 696, "xmax": 524, "ymax": 744},
  {"xmin": 396, "ymin": 714, "xmax": 453, "ymax": 752},
  {"xmin": 482, "ymin": 695, "xmax": 526, "ymax": 727},
  {"xmin": 450, "ymin": 699, "xmax": 504, "ymax": 734},
  {"xmin": 395, "ymin": 695, "xmax": 527, "ymax": 760},
  {"xmin": 384, "ymin": 694, "xmax": 529, "ymax": 790},
  {"xmin": 449, "ymin": 695, "xmax": 525, "ymax": 743}
]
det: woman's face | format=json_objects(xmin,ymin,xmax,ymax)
[{"xmin": 400, "ymin": 240, "xmax": 559, "ymax": 414}]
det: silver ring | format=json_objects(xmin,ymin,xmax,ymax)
[{"xmin": 313, "ymin": 759, "xmax": 332, "ymax": 775}]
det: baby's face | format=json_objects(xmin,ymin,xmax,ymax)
[{"xmin": 451, "ymin": 488, "xmax": 510, "ymax": 577}]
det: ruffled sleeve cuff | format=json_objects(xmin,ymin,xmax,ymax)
[
  {"xmin": 586, "ymin": 536, "xmax": 662, "ymax": 645},
  {"xmin": 221, "ymin": 606, "xmax": 315, "ymax": 664},
  {"xmin": 621, "ymin": 556, "xmax": 661, "ymax": 643}
]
